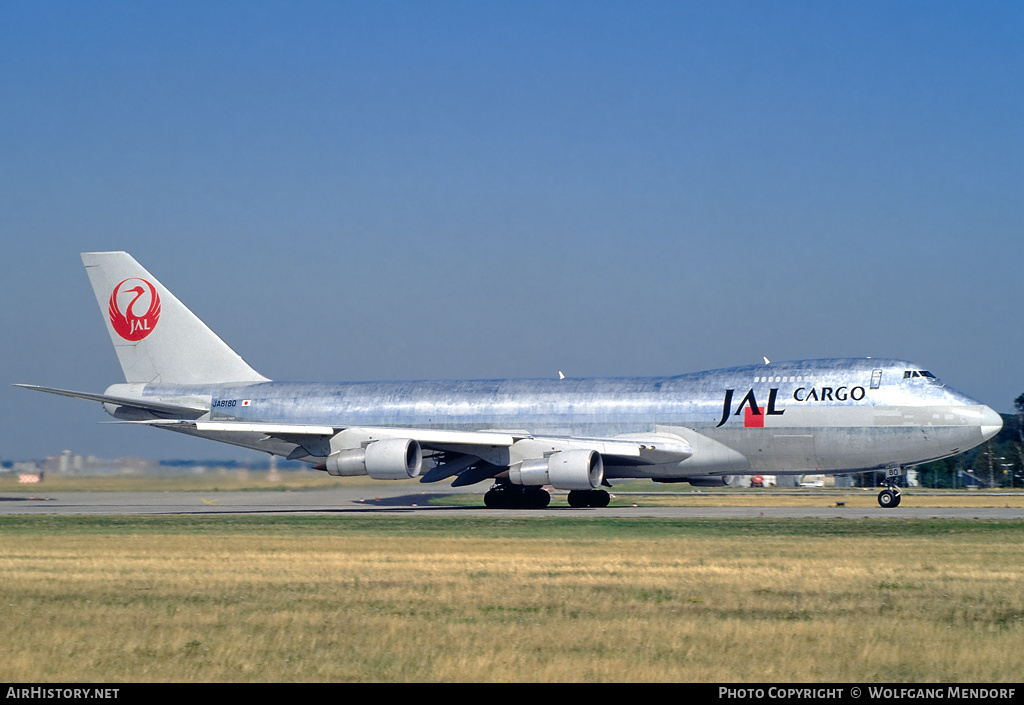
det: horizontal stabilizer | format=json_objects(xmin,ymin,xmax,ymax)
[{"xmin": 14, "ymin": 384, "xmax": 208, "ymax": 418}]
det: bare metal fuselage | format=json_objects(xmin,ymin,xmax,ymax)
[{"xmin": 110, "ymin": 357, "xmax": 1000, "ymax": 481}]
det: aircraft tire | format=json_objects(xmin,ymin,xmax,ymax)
[
  {"xmin": 485, "ymin": 486, "xmax": 550, "ymax": 509},
  {"xmin": 567, "ymin": 489, "xmax": 611, "ymax": 508},
  {"xmin": 878, "ymin": 489, "xmax": 898, "ymax": 508},
  {"xmin": 484, "ymin": 488, "xmax": 503, "ymax": 509},
  {"xmin": 526, "ymin": 488, "xmax": 551, "ymax": 509},
  {"xmin": 567, "ymin": 490, "xmax": 589, "ymax": 508}
]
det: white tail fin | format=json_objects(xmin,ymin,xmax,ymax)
[{"xmin": 81, "ymin": 252, "xmax": 269, "ymax": 385}]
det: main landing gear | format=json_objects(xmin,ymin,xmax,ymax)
[
  {"xmin": 482, "ymin": 483, "xmax": 612, "ymax": 509},
  {"xmin": 484, "ymin": 483, "xmax": 550, "ymax": 509},
  {"xmin": 567, "ymin": 489, "xmax": 611, "ymax": 508}
]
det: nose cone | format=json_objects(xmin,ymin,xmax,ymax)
[{"xmin": 980, "ymin": 405, "xmax": 1003, "ymax": 442}]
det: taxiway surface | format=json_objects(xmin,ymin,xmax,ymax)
[{"xmin": 2, "ymin": 487, "xmax": 1024, "ymax": 519}]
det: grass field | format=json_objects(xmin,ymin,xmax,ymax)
[{"xmin": 1, "ymin": 515, "xmax": 1022, "ymax": 682}]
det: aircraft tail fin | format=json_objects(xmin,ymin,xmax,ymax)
[{"xmin": 81, "ymin": 252, "xmax": 269, "ymax": 385}]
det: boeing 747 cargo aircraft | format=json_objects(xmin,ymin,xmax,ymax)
[{"xmin": 18, "ymin": 252, "xmax": 1002, "ymax": 509}]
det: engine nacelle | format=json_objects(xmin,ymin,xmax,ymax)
[
  {"xmin": 325, "ymin": 438, "xmax": 422, "ymax": 480},
  {"xmin": 656, "ymin": 476, "xmax": 733, "ymax": 487},
  {"xmin": 509, "ymin": 449, "xmax": 604, "ymax": 490}
]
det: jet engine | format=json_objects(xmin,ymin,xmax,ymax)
[
  {"xmin": 686, "ymin": 476, "xmax": 731, "ymax": 487},
  {"xmin": 325, "ymin": 438, "xmax": 422, "ymax": 480},
  {"xmin": 656, "ymin": 476, "xmax": 733, "ymax": 487},
  {"xmin": 508, "ymin": 449, "xmax": 604, "ymax": 490}
]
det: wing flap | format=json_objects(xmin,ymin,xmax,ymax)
[
  {"xmin": 136, "ymin": 420, "xmax": 518, "ymax": 450},
  {"xmin": 195, "ymin": 421, "xmax": 337, "ymax": 435}
]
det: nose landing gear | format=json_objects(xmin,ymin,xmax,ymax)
[
  {"xmin": 877, "ymin": 485, "xmax": 902, "ymax": 508},
  {"xmin": 877, "ymin": 466, "xmax": 903, "ymax": 508}
]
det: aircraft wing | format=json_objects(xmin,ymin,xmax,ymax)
[
  {"xmin": 20, "ymin": 380, "xmax": 696, "ymax": 487},
  {"xmin": 132, "ymin": 419, "xmax": 693, "ymax": 481}
]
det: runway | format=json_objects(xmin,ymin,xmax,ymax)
[{"xmin": 3, "ymin": 486, "xmax": 1024, "ymax": 519}]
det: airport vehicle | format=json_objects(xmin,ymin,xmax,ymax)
[{"xmin": 19, "ymin": 252, "xmax": 1002, "ymax": 508}]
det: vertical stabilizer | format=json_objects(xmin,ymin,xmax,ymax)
[{"xmin": 81, "ymin": 252, "xmax": 269, "ymax": 385}]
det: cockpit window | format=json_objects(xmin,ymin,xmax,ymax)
[{"xmin": 903, "ymin": 370, "xmax": 936, "ymax": 379}]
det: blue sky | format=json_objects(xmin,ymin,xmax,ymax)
[{"xmin": 1, "ymin": 1, "xmax": 1021, "ymax": 461}]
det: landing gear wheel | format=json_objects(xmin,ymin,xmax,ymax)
[
  {"xmin": 877, "ymin": 485, "xmax": 902, "ymax": 508},
  {"xmin": 484, "ymin": 484, "xmax": 550, "ymax": 509},
  {"xmin": 878, "ymin": 467, "xmax": 904, "ymax": 509},
  {"xmin": 524, "ymin": 487, "xmax": 551, "ymax": 509},
  {"xmin": 484, "ymin": 485, "xmax": 504, "ymax": 508},
  {"xmin": 567, "ymin": 489, "xmax": 611, "ymax": 508}
]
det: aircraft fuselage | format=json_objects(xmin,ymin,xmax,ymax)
[{"xmin": 108, "ymin": 357, "xmax": 1000, "ymax": 480}]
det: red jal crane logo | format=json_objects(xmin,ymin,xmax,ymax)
[{"xmin": 109, "ymin": 278, "xmax": 161, "ymax": 341}]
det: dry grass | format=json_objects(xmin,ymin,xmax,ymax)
[{"xmin": 1, "ymin": 518, "xmax": 1022, "ymax": 682}]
